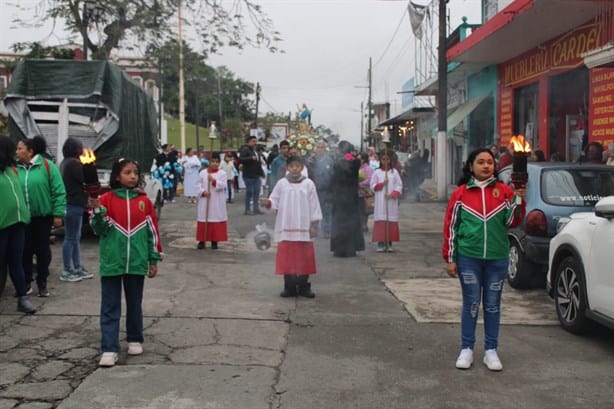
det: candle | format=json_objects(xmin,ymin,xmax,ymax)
[{"xmin": 79, "ymin": 148, "xmax": 100, "ymax": 197}]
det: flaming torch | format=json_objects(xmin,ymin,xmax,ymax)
[
  {"xmin": 79, "ymin": 148, "xmax": 100, "ymax": 198},
  {"xmin": 509, "ymin": 135, "xmax": 531, "ymax": 189}
]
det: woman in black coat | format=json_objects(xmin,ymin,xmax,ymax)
[{"xmin": 330, "ymin": 141, "xmax": 365, "ymax": 257}]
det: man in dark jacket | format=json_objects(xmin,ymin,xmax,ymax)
[{"xmin": 239, "ymin": 136, "xmax": 264, "ymax": 215}]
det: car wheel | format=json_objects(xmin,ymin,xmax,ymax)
[
  {"xmin": 154, "ymin": 191, "xmax": 163, "ymax": 221},
  {"xmin": 507, "ymin": 239, "xmax": 535, "ymax": 289},
  {"xmin": 553, "ymin": 256, "xmax": 592, "ymax": 334}
]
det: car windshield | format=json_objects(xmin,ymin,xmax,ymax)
[{"xmin": 542, "ymin": 168, "xmax": 614, "ymax": 206}]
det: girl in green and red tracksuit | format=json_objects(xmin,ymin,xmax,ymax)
[
  {"xmin": 442, "ymin": 148, "xmax": 526, "ymax": 372},
  {"xmin": 90, "ymin": 158, "xmax": 162, "ymax": 367}
]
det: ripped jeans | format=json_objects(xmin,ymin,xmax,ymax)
[{"xmin": 457, "ymin": 255, "xmax": 509, "ymax": 350}]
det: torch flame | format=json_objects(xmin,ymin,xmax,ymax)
[
  {"xmin": 79, "ymin": 148, "xmax": 96, "ymax": 165},
  {"xmin": 509, "ymin": 135, "xmax": 531, "ymax": 153}
]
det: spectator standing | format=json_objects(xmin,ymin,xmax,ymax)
[
  {"xmin": 220, "ymin": 153, "xmax": 237, "ymax": 203},
  {"xmin": 16, "ymin": 137, "xmax": 66, "ymax": 297},
  {"xmin": 308, "ymin": 140, "xmax": 334, "ymax": 238},
  {"xmin": 442, "ymin": 148, "xmax": 526, "ymax": 371},
  {"xmin": 0, "ymin": 137, "xmax": 36, "ymax": 313},
  {"xmin": 239, "ymin": 136, "xmax": 265, "ymax": 215},
  {"xmin": 59, "ymin": 138, "xmax": 93, "ymax": 283},
  {"xmin": 89, "ymin": 158, "xmax": 162, "ymax": 367},
  {"xmin": 606, "ymin": 143, "xmax": 614, "ymax": 166},
  {"xmin": 269, "ymin": 140, "xmax": 290, "ymax": 193},
  {"xmin": 182, "ymin": 148, "xmax": 201, "ymax": 203}
]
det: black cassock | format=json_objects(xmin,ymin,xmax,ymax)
[{"xmin": 330, "ymin": 156, "xmax": 365, "ymax": 257}]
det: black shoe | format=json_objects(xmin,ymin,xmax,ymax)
[
  {"xmin": 14, "ymin": 285, "xmax": 32, "ymax": 297},
  {"xmin": 279, "ymin": 289, "xmax": 297, "ymax": 298},
  {"xmin": 298, "ymin": 283, "xmax": 315, "ymax": 298},
  {"xmin": 254, "ymin": 209, "xmax": 264, "ymax": 215},
  {"xmin": 211, "ymin": 242, "xmax": 218, "ymax": 250},
  {"xmin": 244, "ymin": 210, "xmax": 255, "ymax": 215},
  {"xmin": 37, "ymin": 282, "xmax": 50, "ymax": 297},
  {"xmin": 197, "ymin": 241, "xmax": 205, "ymax": 250},
  {"xmin": 17, "ymin": 296, "xmax": 37, "ymax": 314}
]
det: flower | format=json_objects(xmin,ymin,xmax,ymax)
[{"xmin": 344, "ymin": 153, "xmax": 354, "ymax": 161}]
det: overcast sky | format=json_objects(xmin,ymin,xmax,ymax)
[{"xmin": 0, "ymin": 0, "xmax": 481, "ymax": 147}]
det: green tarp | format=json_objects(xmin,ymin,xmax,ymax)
[{"xmin": 4, "ymin": 59, "xmax": 159, "ymax": 169}]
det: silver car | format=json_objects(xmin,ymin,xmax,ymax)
[{"xmin": 499, "ymin": 162, "xmax": 614, "ymax": 289}]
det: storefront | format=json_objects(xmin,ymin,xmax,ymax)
[
  {"xmin": 447, "ymin": 0, "xmax": 614, "ymax": 162},
  {"xmin": 498, "ymin": 17, "xmax": 612, "ymax": 160}
]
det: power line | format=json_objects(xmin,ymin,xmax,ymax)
[{"xmin": 372, "ymin": 6, "xmax": 409, "ymax": 68}]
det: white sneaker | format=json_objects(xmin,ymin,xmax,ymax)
[
  {"xmin": 98, "ymin": 352, "xmax": 118, "ymax": 367},
  {"xmin": 483, "ymin": 349, "xmax": 503, "ymax": 371},
  {"xmin": 455, "ymin": 348, "xmax": 473, "ymax": 369},
  {"xmin": 127, "ymin": 342, "xmax": 143, "ymax": 355}
]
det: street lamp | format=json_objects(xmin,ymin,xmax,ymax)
[{"xmin": 208, "ymin": 121, "xmax": 217, "ymax": 154}]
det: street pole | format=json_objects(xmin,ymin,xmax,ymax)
[
  {"xmin": 367, "ymin": 57, "xmax": 373, "ymax": 148},
  {"xmin": 436, "ymin": 0, "xmax": 448, "ymax": 200},
  {"xmin": 178, "ymin": 0, "xmax": 186, "ymax": 153},
  {"xmin": 195, "ymin": 85, "xmax": 200, "ymax": 152},
  {"xmin": 360, "ymin": 101, "xmax": 364, "ymax": 153},
  {"xmin": 254, "ymin": 82, "xmax": 261, "ymax": 130},
  {"xmin": 81, "ymin": 2, "xmax": 89, "ymax": 60}
]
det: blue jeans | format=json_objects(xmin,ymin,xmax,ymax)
[
  {"xmin": 244, "ymin": 177, "xmax": 261, "ymax": 212},
  {"xmin": 100, "ymin": 274, "xmax": 145, "ymax": 352},
  {"xmin": 63, "ymin": 204, "xmax": 85, "ymax": 272},
  {"xmin": 0, "ymin": 223, "xmax": 28, "ymax": 296},
  {"xmin": 457, "ymin": 255, "xmax": 508, "ymax": 350}
]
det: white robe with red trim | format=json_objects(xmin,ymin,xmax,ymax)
[
  {"xmin": 269, "ymin": 178, "xmax": 322, "ymax": 242},
  {"xmin": 196, "ymin": 169, "xmax": 228, "ymax": 222}
]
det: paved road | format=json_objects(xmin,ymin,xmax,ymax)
[{"xmin": 1, "ymin": 189, "xmax": 613, "ymax": 408}]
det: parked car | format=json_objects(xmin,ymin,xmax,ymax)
[
  {"xmin": 499, "ymin": 162, "xmax": 614, "ymax": 289},
  {"xmin": 547, "ymin": 196, "xmax": 614, "ymax": 334}
]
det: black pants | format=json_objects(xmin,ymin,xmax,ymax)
[
  {"xmin": 23, "ymin": 216, "xmax": 53, "ymax": 287},
  {"xmin": 283, "ymin": 274, "xmax": 309, "ymax": 291}
]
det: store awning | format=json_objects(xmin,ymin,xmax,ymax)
[
  {"xmin": 447, "ymin": 0, "xmax": 607, "ymax": 64},
  {"xmin": 378, "ymin": 106, "xmax": 435, "ymax": 128},
  {"xmin": 447, "ymin": 94, "xmax": 489, "ymax": 130}
]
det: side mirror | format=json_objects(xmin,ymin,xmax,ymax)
[{"xmin": 595, "ymin": 196, "xmax": 614, "ymax": 220}]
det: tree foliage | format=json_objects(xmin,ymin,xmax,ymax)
[{"xmin": 12, "ymin": 0, "xmax": 282, "ymax": 60}]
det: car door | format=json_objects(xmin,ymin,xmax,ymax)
[{"xmin": 587, "ymin": 216, "xmax": 614, "ymax": 317}]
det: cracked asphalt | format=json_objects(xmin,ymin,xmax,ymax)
[{"xmin": 1, "ymin": 187, "xmax": 614, "ymax": 409}]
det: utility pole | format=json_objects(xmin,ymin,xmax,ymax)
[
  {"xmin": 436, "ymin": 0, "xmax": 448, "ymax": 200},
  {"xmin": 367, "ymin": 57, "xmax": 373, "ymax": 147},
  {"xmin": 360, "ymin": 101, "xmax": 364, "ymax": 153},
  {"xmin": 217, "ymin": 71, "xmax": 223, "ymax": 146},
  {"xmin": 178, "ymin": 0, "xmax": 186, "ymax": 153},
  {"xmin": 254, "ymin": 82, "xmax": 261, "ymax": 129},
  {"xmin": 194, "ymin": 86, "xmax": 200, "ymax": 152}
]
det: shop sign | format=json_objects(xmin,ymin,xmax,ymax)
[
  {"xmin": 589, "ymin": 67, "xmax": 614, "ymax": 146},
  {"xmin": 500, "ymin": 19, "xmax": 605, "ymax": 87},
  {"xmin": 498, "ymin": 87, "xmax": 514, "ymax": 146}
]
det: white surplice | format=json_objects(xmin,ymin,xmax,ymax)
[
  {"xmin": 196, "ymin": 169, "xmax": 228, "ymax": 222},
  {"xmin": 183, "ymin": 154, "xmax": 202, "ymax": 197},
  {"xmin": 269, "ymin": 177, "xmax": 322, "ymax": 242},
  {"xmin": 370, "ymin": 168, "xmax": 403, "ymax": 222}
]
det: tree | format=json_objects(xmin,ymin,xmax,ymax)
[
  {"xmin": 10, "ymin": 42, "xmax": 75, "ymax": 60},
  {"xmin": 11, "ymin": 0, "xmax": 282, "ymax": 60},
  {"xmin": 314, "ymin": 125, "xmax": 340, "ymax": 145},
  {"xmin": 150, "ymin": 40, "xmax": 255, "ymax": 135}
]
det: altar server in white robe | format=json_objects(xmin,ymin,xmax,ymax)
[
  {"xmin": 196, "ymin": 152, "xmax": 228, "ymax": 250},
  {"xmin": 261, "ymin": 155, "xmax": 322, "ymax": 298},
  {"xmin": 183, "ymin": 148, "xmax": 202, "ymax": 203}
]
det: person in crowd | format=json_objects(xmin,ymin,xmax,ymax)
[
  {"xmin": 16, "ymin": 137, "xmax": 66, "ymax": 297},
  {"xmin": 89, "ymin": 158, "xmax": 162, "ymax": 367},
  {"xmin": 489, "ymin": 145, "xmax": 500, "ymax": 163},
  {"xmin": 196, "ymin": 152, "xmax": 228, "ymax": 250},
  {"xmin": 260, "ymin": 155, "xmax": 322, "ymax": 298},
  {"xmin": 266, "ymin": 144, "xmax": 279, "ymax": 171},
  {"xmin": 239, "ymin": 136, "xmax": 265, "ymax": 215},
  {"xmin": 220, "ymin": 153, "xmax": 237, "ymax": 203},
  {"xmin": 232, "ymin": 152, "xmax": 241, "ymax": 193},
  {"xmin": 154, "ymin": 144, "xmax": 181, "ymax": 203},
  {"xmin": 182, "ymin": 148, "xmax": 201, "ymax": 203},
  {"xmin": 358, "ymin": 152, "xmax": 374, "ymax": 233},
  {"xmin": 308, "ymin": 140, "xmax": 334, "ymax": 238},
  {"xmin": 530, "ymin": 149, "xmax": 546, "ymax": 162},
  {"xmin": 269, "ymin": 140, "xmax": 290, "ymax": 192},
  {"xmin": 367, "ymin": 146, "xmax": 379, "ymax": 170},
  {"xmin": 496, "ymin": 146, "xmax": 513, "ymax": 171},
  {"xmin": 605, "ymin": 143, "xmax": 614, "ymax": 166},
  {"xmin": 371, "ymin": 150, "xmax": 403, "ymax": 252},
  {"xmin": 59, "ymin": 137, "xmax": 93, "ymax": 283},
  {"xmin": 550, "ymin": 151, "xmax": 563, "ymax": 162},
  {"xmin": 442, "ymin": 148, "xmax": 526, "ymax": 371},
  {"xmin": 0, "ymin": 137, "xmax": 37, "ymax": 313},
  {"xmin": 330, "ymin": 141, "xmax": 365, "ymax": 257},
  {"xmin": 585, "ymin": 141, "xmax": 605, "ymax": 164}
]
